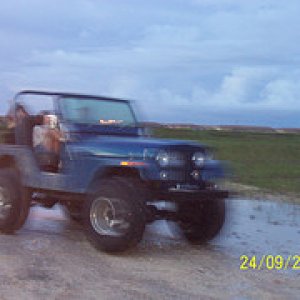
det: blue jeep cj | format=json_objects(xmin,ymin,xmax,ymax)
[{"xmin": 0, "ymin": 90, "xmax": 228, "ymax": 252}]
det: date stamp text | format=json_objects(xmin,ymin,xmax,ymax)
[{"xmin": 240, "ymin": 255, "xmax": 300, "ymax": 270}]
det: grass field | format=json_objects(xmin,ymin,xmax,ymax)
[{"xmin": 154, "ymin": 128, "xmax": 300, "ymax": 195}]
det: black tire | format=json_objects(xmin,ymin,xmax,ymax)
[
  {"xmin": 0, "ymin": 169, "xmax": 30, "ymax": 233},
  {"xmin": 178, "ymin": 198, "xmax": 225, "ymax": 244},
  {"xmin": 84, "ymin": 177, "xmax": 146, "ymax": 253},
  {"xmin": 12, "ymin": 188, "xmax": 31, "ymax": 231}
]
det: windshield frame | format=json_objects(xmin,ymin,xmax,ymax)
[
  {"xmin": 56, "ymin": 95, "xmax": 138, "ymax": 127},
  {"xmin": 12, "ymin": 90, "xmax": 139, "ymax": 127}
]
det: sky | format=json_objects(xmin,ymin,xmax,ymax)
[{"xmin": 1, "ymin": 0, "xmax": 300, "ymax": 127}]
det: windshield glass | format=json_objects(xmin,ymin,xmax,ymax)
[{"xmin": 59, "ymin": 97, "xmax": 136, "ymax": 126}]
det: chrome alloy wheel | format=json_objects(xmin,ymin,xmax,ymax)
[
  {"xmin": 90, "ymin": 197, "xmax": 130, "ymax": 236},
  {"xmin": 0, "ymin": 186, "xmax": 12, "ymax": 221}
]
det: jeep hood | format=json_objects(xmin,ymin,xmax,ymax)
[{"xmin": 71, "ymin": 135, "xmax": 207, "ymax": 159}]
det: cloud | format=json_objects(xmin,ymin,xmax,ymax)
[
  {"xmin": 0, "ymin": 0, "xmax": 299, "ymax": 127},
  {"xmin": 261, "ymin": 78, "xmax": 300, "ymax": 107}
]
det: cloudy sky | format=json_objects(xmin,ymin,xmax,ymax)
[{"xmin": 1, "ymin": 0, "xmax": 300, "ymax": 127}]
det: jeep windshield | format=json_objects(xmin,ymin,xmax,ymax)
[{"xmin": 59, "ymin": 97, "xmax": 137, "ymax": 126}]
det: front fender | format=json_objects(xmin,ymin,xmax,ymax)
[{"xmin": 79, "ymin": 157, "xmax": 150, "ymax": 193}]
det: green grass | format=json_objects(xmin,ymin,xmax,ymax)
[{"xmin": 154, "ymin": 128, "xmax": 300, "ymax": 195}]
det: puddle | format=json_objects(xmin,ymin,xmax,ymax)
[
  {"xmin": 145, "ymin": 198, "xmax": 300, "ymax": 259},
  {"xmin": 23, "ymin": 204, "xmax": 79, "ymax": 235},
  {"xmin": 22, "ymin": 199, "xmax": 300, "ymax": 257},
  {"xmin": 214, "ymin": 199, "xmax": 300, "ymax": 256}
]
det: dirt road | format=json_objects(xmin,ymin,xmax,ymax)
[{"xmin": 0, "ymin": 198, "xmax": 299, "ymax": 299}]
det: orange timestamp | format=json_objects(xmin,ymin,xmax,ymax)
[{"xmin": 240, "ymin": 255, "xmax": 300, "ymax": 270}]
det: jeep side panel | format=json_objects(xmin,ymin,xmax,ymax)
[
  {"xmin": 0, "ymin": 145, "xmax": 78, "ymax": 193},
  {"xmin": 0, "ymin": 145, "xmax": 138, "ymax": 194}
]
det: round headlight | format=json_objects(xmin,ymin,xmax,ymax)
[
  {"xmin": 192, "ymin": 152, "xmax": 205, "ymax": 167},
  {"xmin": 156, "ymin": 151, "xmax": 170, "ymax": 167}
]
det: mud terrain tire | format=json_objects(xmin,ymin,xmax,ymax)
[
  {"xmin": 0, "ymin": 169, "xmax": 30, "ymax": 233},
  {"xmin": 178, "ymin": 198, "xmax": 225, "ymax": 244},
  {"xmin": 84, "ymin": 177, "xmax": 146, "ymax": 253}
]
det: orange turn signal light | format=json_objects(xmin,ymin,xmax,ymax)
[{"xmin": 120, "ymin": 161, "xmax": 146, "ymax": 166}]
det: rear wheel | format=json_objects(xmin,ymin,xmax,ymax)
[
  {"xmin": 0, "ymin": 169, "xmax": 30, "ymax": 233},
  {"xmin": 84, "ymin": 177, "xmax": 146, "ymax": 253},
  {"xmin": 178, "ymin": 198, "xmax": 225, "ymax": 244}
]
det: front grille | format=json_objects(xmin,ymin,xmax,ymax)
[
  {"xmin": 163, "ymin": 147, "xmax": 207, "ymax": 187},
  {"xmin": 162, "ymin": 151, "xmax": 193, "ymax": 183}
]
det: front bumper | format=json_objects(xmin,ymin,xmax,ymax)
[
  {"xmin": 155, "ymin": 188, "xmax": 229, "ymax": 202},
  {"xmin": 140, "ymin": 159, "xmax": 226, "ymax": 181}
]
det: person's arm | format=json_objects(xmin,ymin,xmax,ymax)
[
  {"xmin": 50, "ymin": 129, "xmax": 61, "ymax": 139},
  {"xmin": 47, "ymin": 128, "xmax": 62, "ymax": 154}
]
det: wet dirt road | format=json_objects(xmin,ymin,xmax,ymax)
[{"xmin": 0, "ymin": 198, "xmax": 299, "ymax": 300}]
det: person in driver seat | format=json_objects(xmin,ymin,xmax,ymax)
[{"xmin": 15, "ymin": 103, "xmax": 43, "ymax": 146}]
